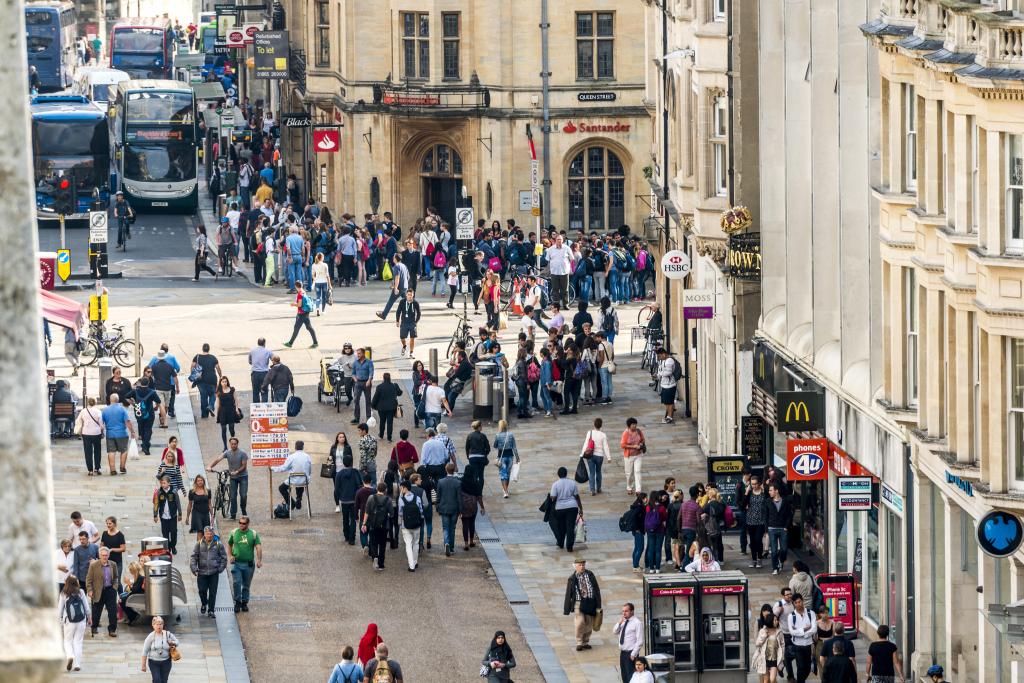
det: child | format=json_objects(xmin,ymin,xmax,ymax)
[
  {"xmin": 446, "ymin": 264, "xmax": 458, "ymax": 309},
  {"xmin": 521, "ymin": 305, "xmax": 539, "ymax": 341}
]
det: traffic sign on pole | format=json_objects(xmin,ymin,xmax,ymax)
[
  {"xmin": 89, "ymin": 211, "xmax": 108, "ymax": 244},
  {"xmin": 455, "ymin": 207, "xmax": 475, "ymax": 241}
]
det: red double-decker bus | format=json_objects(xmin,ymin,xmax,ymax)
[{"xmin": 109, "ymin": 17, "xmax": 174, "ymax": 80}]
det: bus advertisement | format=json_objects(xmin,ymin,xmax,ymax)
[
  {"xmin": 110, "ymin": 18, "xmax": 175, "ymax": 80},
  {"xmin": 25, "ymin": 1, "xmax": 77, "ymax": 92},
  {"xmin": 111, "ymin": 80, "xmax": 198, "ymax": 212},
  {"xmin": 30, "ymin": 95, "xmax": 111, "ymax": 220}
]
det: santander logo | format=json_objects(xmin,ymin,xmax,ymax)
[
  {"xmin": 563, "ymin": 122, "xmax": 578, "ymax": 133},
  {"xmin": 561, "ymin": 121, "xmax": 630, "ymax": 134}
]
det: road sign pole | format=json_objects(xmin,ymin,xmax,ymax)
[{"xmin": 59, "ymin": 213, "xmax": 65, "ymax": 251}]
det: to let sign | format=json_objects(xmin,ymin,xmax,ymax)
[
  {"xmin": 253, "ymin": 30, "xmax": 289, "ymax": 79},
  {"xmin": 837, "ymin": 476, "xmax": 873, "ymax": 511}
]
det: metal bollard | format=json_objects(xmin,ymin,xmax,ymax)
[
  {"xmin": 428, "ymin": 348, "xmax": 438, "ymax": 378},
  {"xmin": 501, "ymin": 366, "xmax": 509, "ymax": 423}
]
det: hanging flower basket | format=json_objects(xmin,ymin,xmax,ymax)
[{"xmin": 720, "ymin": 206, "xmax": 752, "ymax": 235}]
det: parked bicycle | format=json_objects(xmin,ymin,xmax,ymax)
[
  {"xmin": 447, "ymin": 313, "xmax": 474, "ymax": 358},
  {"xmin": 78, "ymin": 323, "xmax": 142, "ymax": 368}
]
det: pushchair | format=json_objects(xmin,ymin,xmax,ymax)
[{"xmin": 317, "ymin": 359, "xmax": 346, "ymax": 413}]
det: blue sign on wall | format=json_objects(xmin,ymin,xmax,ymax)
[{"xmin": 977, "ymin": 510, "xmax": 1024, "ymax": 558}]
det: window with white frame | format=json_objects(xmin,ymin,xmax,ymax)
[
  {"xmin": 904, "ymin": 84, "xmax": 917, "ymax": 192},
  {"xmin": 905, "ymin": 268, "xmax": 919, "ymax": 406},
  {"xmin": 1006, "ymin": 133, "xmax": 1024, "ymax": 253},
  {"xmin": 971, "ymin": 117, "xmax": 980, "ymax": 234},
  {"xmin": 712, "ymin": 0, "xmax": 726, "ymax": 21},
  {"xmin": 711, "ymin": 95, "xmax": 728, "ymax": 197},
  {"xmin": 1009, "ymin": 338, "xmax": 1024, "ymax": 481}
]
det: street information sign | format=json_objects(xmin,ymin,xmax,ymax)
[
  {"xmin": 456, "ymin": 207, "xmax": 475, "ymax": 240},
  {"xmin": 250, "ymin": 402, "xmax": 288, "ymax": 467}
]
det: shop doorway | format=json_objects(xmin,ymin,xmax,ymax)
[{"xmin": 420, "ymin": 143, "xmax": 463, "ymax": 227}]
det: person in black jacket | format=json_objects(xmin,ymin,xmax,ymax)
[
  {"xmin": 766, "ymin": 482, "xmax": 793, "ymax": 575},
  {"xmin": 334, "ymin": 455, "xmax": 363, "ymax": 545},
  {"xmin": 370, "ymin": 373, "xmax": 403, "ymax": 441},
  {"xmin": 445, "ymin": 351, "xmax": 473, "ymax": 411},
  {"xmin": 401, "ymin": 239, "xmax": 421, "ymax": 294},
  {"xmin": 395, "ymin": 289, "xmax": 421, "ymax": 357},
  {"xmin": 563, "ymin": 558, "xmax": 602, "ymax": 651},
  {"xmin": 262, "ymin": 356, "xmax": 294, "ymax": 403}
]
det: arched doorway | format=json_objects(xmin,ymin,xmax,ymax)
[
  {"xmin": 420, "ymin": 143, "xmax": 463, "ymax": 226},
  {"xmin": 567, "ymin": 145, "xmax": 626, "ymax": 231}
]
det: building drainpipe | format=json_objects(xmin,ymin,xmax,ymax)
[
  {"xmin": 905, "ymin": 445, "xmax": 916, "ymax": 659},
  {"xmin": 541, "ymin": 0, "xmax": 551, "ymax": 229}
]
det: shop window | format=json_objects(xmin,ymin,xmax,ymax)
[
  {"xmin": 866, "ymin": 505, "xmax": 881, "ymax": 623},
  {"xmin": 567, "ymin": 146, "xmax": 626, "ymax": 231},
  {"xmin": 315, "ymin": 0, "xmax": 330, "ymax": 67},
  {"xmin": 1006, "ymin": 134, "xmax": 1024, "ymax": 253},
  {"xmin": 1010, "ymin": 338, "xmax": 1024, "ymax": 481},
  {"xmin": 402, "ymin": 11, "xmax": 429, "ymax": 80},
  {"xmin": 576, "ymin": 11, "xmax": 614, "ymax": 80},
  {"xmin": 905, "ymin": 268, "xmax": 919, "ymax": 407},
  {"xmin": 885, "ymin": 506, "xmax": 904, "ymax": 650},
  {"xmin": 442, "ymin": 12, "xmax": 460, "ymax": 80},
  {"xmin": 904, "ymin": 84, "xmax": 917, "ymax": 193},
  {"xmin": 929, "ymin": 483, "xmax": 946, "ymax": 672}
]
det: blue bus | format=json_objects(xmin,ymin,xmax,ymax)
[
  {"xmin": 25, "ymin": 1, "xmax": 77, "ymax": 92},
  {"xmin": 31, "ymin": 95, "xmax": 111, "ymax": 220}
]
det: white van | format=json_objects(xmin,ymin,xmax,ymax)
[{"xmin": 72, "ymin": 67, "xmax": 131, "ymax": 110}]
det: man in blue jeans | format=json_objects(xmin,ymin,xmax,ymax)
[
  {"xmin": 284, "ymin": 225, "xmax": 305, "ymax": 292},
  {"xmin": 435, "ymin": 463, "xmax": 461, "ymax": 556},
  {"xmin": 227, "ymin": 517, "xmax": 262, "ymax": 613},
  {"xmin": 766, "ymin": 483, "xmax": 793, "ymax": 575}
]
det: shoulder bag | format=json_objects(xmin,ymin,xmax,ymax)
[{"xmin": 582, "ymin": 431, "xmax": 595, "ymax": 459}]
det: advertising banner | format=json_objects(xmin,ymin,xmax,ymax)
[{"xmin": 250, "ymin": 402, "xmax": 288, "ymax": 466}]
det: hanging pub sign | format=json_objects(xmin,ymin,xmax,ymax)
[
  {"xmin": 775, "ymin": 390, "xmax": 825, "ymax": 432},
  {"xmin": 282, "ymin": 112, "xmax": 311, "ymax": 127},
  {"xmin": 727, "ymin": 232, "xmax": 761, "ymax": 279}
]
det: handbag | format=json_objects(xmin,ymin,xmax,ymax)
[
  {"xmin": 574, "ymin": 457, "xmax": 589, "ymax": 484},
  {"xmin": 605, "ymin": 360, "xmax": 617, "ymax": 375},
  {"xmin": 396, "ymin": 404, "xmax": 404, "ymax": 419},
  {"xmin": 187, "ymin": 366, "xmax": 202, "ymax": 383},
  {"xmin": 168, "ymin": 643, "xmax": 181, "ymax": 662},
  {"xmin": 592, "ymin": 607, "xmax": 603, "ymax": 631},
  {"xmin": 582, "ymin": 430, "xmax": 595, "ymax": 459},
  {"xmin": 479, "ymin": 665, "xmax": 490, "ymax": 677},
  {"xmin": 509, "ymin": 460, "xmax": 521, "ymax": 483},
  {"xmin": 320, "ymin": 460, "xmax": 335, "ymax": 479}
]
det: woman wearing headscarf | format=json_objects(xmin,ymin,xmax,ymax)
[
  {"xmin": 481, "ymin": 630, "xmax": 516, "ymax": 681},
  {"xmin": 357, "ymin": 623, "xmax": 383, "ymax": 666},
  {"xmin": 684, "ymin": 547, "xmax": 722, "ymax": 572}
]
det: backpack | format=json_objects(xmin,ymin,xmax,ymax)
[
  {"xmin": 274, "ymin": 502, "xmax": 290, "ymax": 518},
  {"xmin": 601, "ymin": 309, "xmax": 616, "ymax": 333},
  {"xmin": 619, "ymin": 505, "xmax": 641, "ymax": 533},
  {"xmin": 670, "ymin": 356, "xmax": 683, "ymax": 382},
  {"xmin": 425, "ymin": 242, "xmax": 435, "ymax": 257},
  {"xmin": 488, "ymin": 256, "xmax": 502, "ymax": 272},
  {"xmin": 433, "ymin": 248, "xmax": 447, "ymax": 269},
  {"xmin": 643, "ymin": 506, "xmax": 662, "ymax": 533},
  {"xmin": 137, "ymin": 390, "xmax": 154, "ymax": 420},
  {"xmin": 401, "ymin": 496, "xmax": 423, "ymax": 529},
  {"xmin": 361, "ymin": 242, "xmax": 371, "ymax": 260},
  {"xmin": 300, "ymin": 294, "xmax": 313, "ymax": 313},
  {"xmin": 369, "ymin": 495, "xmax": 391, "ymax": 530},
  {"xmin": 812, "ymin": 583, "xmax": 825, "ymax": 612},
  {"xmin": 526, "ymin": 359, "xmax": 541, "ymax": 384},
  {"xmin": 724, "ymin": 504, "xmax": 736, "ymax": 528},
  {"xmin": 371, "ymin": 660, "xmax": 395, "ymax": 683},
  {"xmin": 573, "ymin": 358, "xmax": 592, "ymax": 380},
  {"xmin": 704, "ymin": 507, "xmax": 721, "ymax": 536},
  {"xmin": 64, "ymin": 593, "xmax": 87, "ymax": 623},
  {"xmin": 551, "ymin": 361, "xmax": 561, "ymax": 382}
]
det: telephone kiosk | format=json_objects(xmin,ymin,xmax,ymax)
[{"xmin": 643, "ymin": 571, "xmax": 749, "ymax": 682}]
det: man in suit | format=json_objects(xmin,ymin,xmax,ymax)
[{"xmin": 85, "ymin": 547, "xmax": 120, "ymax": 638}]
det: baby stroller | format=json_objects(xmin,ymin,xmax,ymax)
[{"xmin": 317, "ymin": 359, "xmax": 345, "ymax": 413}]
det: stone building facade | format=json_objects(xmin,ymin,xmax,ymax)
[
  {"xmin": 864, "ymin": 0, "xmax": 1024, "ymax": 679},
  {"xmin": 274, "ymin": 0, "xmax": 651, "ymax": 232}
]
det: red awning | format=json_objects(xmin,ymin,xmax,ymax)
[{"xmin": 40, "ymin": 289, "xmax": 85, "ymax": 338}]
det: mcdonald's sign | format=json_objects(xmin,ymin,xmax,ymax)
[
  {"xmin": 753, "ymin": 343, "xmax": 774, "ymax": 392},
  {"xmin": 775, "ymin": 390, "xmax": 824, "ymax": 432}
]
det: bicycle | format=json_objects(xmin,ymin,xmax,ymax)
[
  {"xmin": 218, "ymin": 243, "xmax": 233, "ymax": 277},
  {"xmin": 447, "ymin": 313, "xmax": 474, "ymax": 358},
  {"xmin": 79, "ymin": 323, "xmax": 142, "ymax": 368},
  {"xmin": 211, "ymin": 468, "xmax": 231, "ymax": 520},
  {"xmin": 637, "ymin": 303, "xmax": 658, "ymax": 326}
]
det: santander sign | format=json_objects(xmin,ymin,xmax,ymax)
[{"xmin": 562, "ymin": 121, "xmax": 631, "ymax": 134}]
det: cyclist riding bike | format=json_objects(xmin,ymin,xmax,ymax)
[
  {"xmin": 216, "ymin": 216, "xmax": 235, "ymax": 275},
  {"xmin": 113, "ymin": 191, "xmax": 134, "ymax": 250}
]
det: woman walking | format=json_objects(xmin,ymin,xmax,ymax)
[
  {"xmin": 410, "ymin": 360, "xmax": 434, "ymax": 429},
  {"xmin": 539, "ymin": 347, "xmax": 555, "ymax": 417},
  {"xmin": 752, "ymin": 612, "xmax": 784, "ymax": 683},
  {"xmin": 481, "ymin": 630, "xmax": 517, "ymax": 681},
  {"xmin": 627, "ymin": 492, "xmax": 647, "ymax": 573},
  {"xmin": 581, "ymin": 417, "xmax": 610, "ymax": 495},
  {"xmin": 186, "ymin": 474, "xmax": 212, "ymax": 542},
  {"xmin": 76, "ymin": 397, "xmax": 104, "ymax": 475},
  {"xmin": 141, "ymin": 616, "xmax": 179, "ymax": 683},
  {"xmin": 58, "ymin": 576, "xmax": 90, "ymax": 672},
  {"xmin": 620, "ymin": 417, "xmax": 646, "ymax": 495},
  {"xmin": 370, "ymin": 372, "xmax": 403, "ymax": 442},
  {"xmin": 328, "ymin": 431, "xmax": 353, "ymax": 512},
  {"xmin": 479, "ymin": 271, "xmax": 502, "ymax": 331},
  {"xmin": 446, "ymin": 262, "xmax": 459, "ymax": 309},
  {"xmin": 311, "ymin": 252, "xmax": 331, "ymax": 315},
  {"xmin": 156, "ymin": 449, "xmax": 186, "ymax": 495},
  {"xmin": 460, "ymin": 456, "xmax": 486, "ymax": 550},
  {"xmin": 493, "ymin": 419, "xmax": 519, "ymax": 499},
  {"xmin": 595, "ymin": 330, "xmax": 615, "ymax": 404},
  {"xmin": 356, "ymin": 623, "xmax": 383, "ymax": 667},
  {"xmin": 192, "ymin": 225, "xmax": 218, "ymax": 282},
  {"xmin": 214, "ymin": 376, "xmax": 241, "ymax": 450}
]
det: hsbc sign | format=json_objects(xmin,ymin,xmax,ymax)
[{"xmin": 660, "ymin": 249, "xmax": 691, "ymax": 280}]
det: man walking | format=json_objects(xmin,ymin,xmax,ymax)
[
  {"xmin": 362, "ymin": 483, "xmax": 394, "ymax": 571},
  {"xmin": 420, "ymin": 378, "xmax": 451, "ymax": 430},
  {"xmin": 227, "ymin": 517, "xmax": 262, "ymax": 613},
  {"xmin": 773, "ymin": 587, "xmax": 795, "ymax": 681},
  {"xmin": 126, "ymin": 378, "xmax": 160, "ymax": 456},
  {"xmin": 153, "ymin": 476, "xmax": 182, "ymax": 554},
  {"xmin": 190, "ymin": 526, "xmax": 227, "ymax": 618},
  {"xmin": 787, "ymin": 593, "xmax": 815, "ymax": 683},
  {"xmin": 101, "ymin": 393, "xmax": 135, "ymax": 476},
  {"xmin": 655, "ymin": 347, "xmax": 678, "ymax": 424},
  {"xmin": 613, "ymin": 602, "xmax": 643, "ymax": 683},
  {"xmin": 524, "ymin": 274, "xmax": 548, "ymax": 331},
  {"xmin": 766, "ymin": 482, "xmax": 793, "ymax": 575},
  {"xmin": 545, "ymin": 234, "xmax": 572, "ymax": 308},
  {"xmin": 397, "ymin": 480, "xmax": 424, "ymax": 572},
  {"xmin": 337, "ymin": 227, "xmax": 357, "ymax": 285},
  {"xmin": 85, "ymin": 547, "xmax": 119, "ymax": 638},
  {"xmin": 334, "ymin": 455, "xmax": 362, "ymax": 545},
  {"xmin": 349, "ymin": 347, "xmax": 374, "ymax": 425},
  {"xmin": 284, "ymin": 281, "xmax": 318, "ymax": 348},
  {"xmin": 284, "ymin": 225, "xmax": 304, "ymax": 292},
  {"xmin": 436, "ymin": 462, "xmax": 461, "ymax": 557},
  {"xmin": 272, "ymin": 441, "xmax": 313, "ymax": 510},
  {"xmin": 190, "ymin": 343, "xmax": 221, "ymax": 418},
  {"xmin": 395, "ymin": 288, "xmax": 421, "ymax": 358},
  {"xmin": 209, "ymin": 438, "xmax": 248, "ymax": 519},
  {"xmin": 248, "ymin": 338, "xmax": 273, "ymax": 403},
  {"xmin": 377, "ymin": 253, "xmax": 410, "ymax": 320},
  {"xmin": 263, "ymin": 355, "xmax": 294, "ymax": 403},
  {"xmin": 563, "ymin": 558, "xmax": 601, "ymax": 651},
  {"xmin": 150, "ymin": 349, "xmax": 179, "ymax": 428}
]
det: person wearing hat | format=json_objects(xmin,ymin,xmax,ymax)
[
  {"xmin": 654, "ymin": 347, "xmax": 678, "ymax": 424},
  {"xmin": 113, "ymin": 190, "xmax": 134, "ymax": 250},
  {"xmin": 563, "ymin": 557, "xmax": 602, "ymax": 651},
  {"xmin": 926, "ymin": 665, "xmax": 948, "ymax": 683}
]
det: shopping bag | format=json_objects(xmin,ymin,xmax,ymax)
[
  {"xmin": 592, "ymin": 608, "xmax": 603, "ymax": 631},
  {"xmin": 509, "ymin": 460, "xmax": 521, "ymax": 483},
  {"xmin": 575, "ymin": 514, "xmax": 587, "ymax": 544},
  {"xmin": 498, "ymin": 311, "xmax": 509, "ymax": 330},
  {"xmin": 574, "ymin": 456, "xmax": 589, "ymax": 484},
  {"xmin": 382, "ymin": 262, "xmax": 393, "ymax": 281},
  {"xmin": 127, "ymin": 438, "xmax": 140, "ymax": 461}
]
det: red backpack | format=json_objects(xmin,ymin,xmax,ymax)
[{"xmin": 433, "ymin": 249, "xmax": 447, "ymax": 269}]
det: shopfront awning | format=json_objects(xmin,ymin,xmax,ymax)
[
  {"xmin": 192, "ymin": 82, "xmax": 226, "ymax": 101},
  {"xmin": 40, "ymin": 289, "xmax": 85, "ymax": 338}
]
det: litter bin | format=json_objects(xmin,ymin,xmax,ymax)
[
  {"xmin": 646, "ymin": 653, "xmax": 675, "ymax": 683},
  {"xmin": 473, "ymin": 361, "xmax": 497, "ymax": 420},
  {"xmin": 491, "ymin": 371, "xmax": 512, "ymax": 422},
  {"xmin": 144, "ymin": 560, "xmax": 173, "ymax": 617}
]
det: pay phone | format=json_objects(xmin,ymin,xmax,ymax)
[{"xmin": 644, "ymin": 576, "xmax": 699, "ymax": 680}]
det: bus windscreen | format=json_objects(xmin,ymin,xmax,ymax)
[
  {"xmin": 126, "ymin": 91, "xmax": 193, "ymax": 125},
  {"xmin": 113, "ymin": 28, "xmax": 164, "ymax": 53}
]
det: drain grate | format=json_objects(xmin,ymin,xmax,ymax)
[
  {"xmin": 275, "ymin": 621, "xmax": 311, "ymax": 631},
  {"xmin": 292, "ymin": 528, "xmax": 325, "ymax": 536},
  {"xmin": 247, "ymin": 595, "xmax": 275, "ymax": 602},
  {"xmin": 479, "ymin": 537, "xmax": 501, "ymax": 544},
  {"xmin": 509, "ymin": 600, "xmax": 530, "ymax": 605},
  {"xmin": 177, "ymin": 419, "xmax": 196, "ymax": 427}
]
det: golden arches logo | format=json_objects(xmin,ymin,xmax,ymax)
[{"xmin": 784, "ymin": 401, "xmax": 810, "ymax": 423}]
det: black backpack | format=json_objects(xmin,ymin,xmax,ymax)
[
  {"xmin": 370, "ymin": 495, "xmax": 392, "ymax": 530},
  {"xmin": 670, "ymin": 356, "xmax": 683, "ymax": 382},
  {"xmin": 274, "ymin": 502, "xmax": 290, "ymax": 519},
  {"xmin": 401, "ymin": 496, "xmax": 423, "ymax": 529},
  {"xmin": 65, "ymin": 593, "xmax": 87, "ymax": 623},
  {"xmin": 618, "ymin": 506, "xmax": 640, "ymax": 533}
]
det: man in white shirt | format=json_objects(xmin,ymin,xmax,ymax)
[
  {"xmin": 788, "ymin": 593, "xmax": 815, "ymax": 683},
  {"xmin": 69, "ymin": 511, "xmax": 100, "ymax": 548},
  {"xmin": 613, "ymin": 602, "xmax": 644, "ymax": 683},
  {"xmin": 655, "ymin": 347, "xmax": 678, "ymax": 423},
  {"xmin": 545, "ymin": 235, "xmax": 572, "ymax": 308},
  {"xmin": 272, "ymin": 440, "xmax": 313, "ymax": 510},
  {"xmin": 421, "ymin": 378, "xmax": 451, "ymax": 429},
  {"xmin": 524, "ymin": 275, "xmax": 548, "ymax": 331},
  {"xmin": 521, "ymin": 306, "xmax": 539, "ymax": 341}
]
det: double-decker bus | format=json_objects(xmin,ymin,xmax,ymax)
[
  {"xmin": 25, "ymin": 1, "xmax": 77, "ymax": 92},
  {"xmin": 110, "ymin": 80, "xmax": 198, "ymax": 212},
  {"xmin": 30, "ymin": 95, "xmax": 111, "ymax": 220},
  {"xmin": 109, "ymin": 18, "xmax": 175, "ymax": 80}
]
